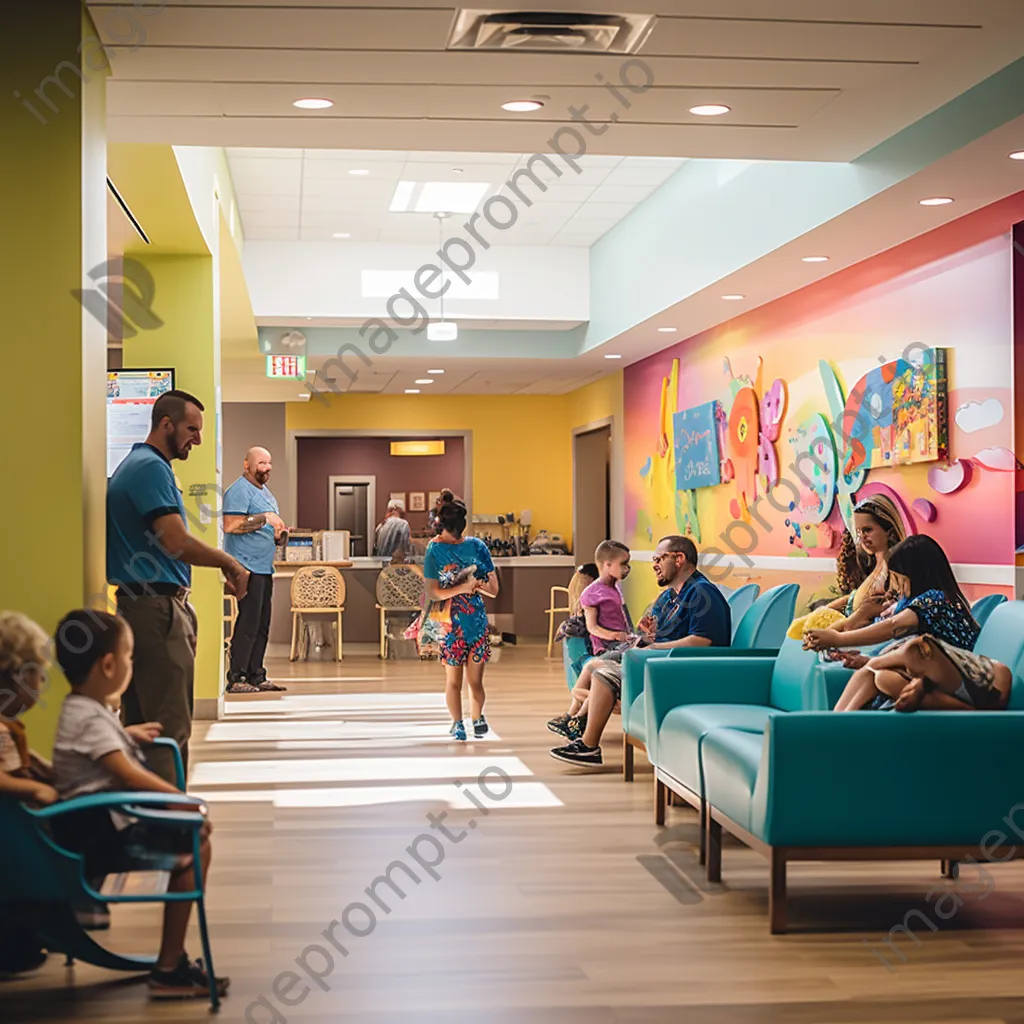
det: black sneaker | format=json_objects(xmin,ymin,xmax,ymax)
[
  {"xmin": 550, "ymin": 739, "xmax": 602, "ymax": 767},
  {"xmin": 226, "ymin": 679, "xmax": 261, "ymax": 694},
  {"xmin": 149, "ymin": 954, "xmax": 229, "ymax": 1001},
  {"xmin": 547, "ymin": 713, "xmax": 571, "ymax": 737},
  {"xmin": 473, "ymin": 715, "xmax": 488, "ymax": 738},
  {"xmin": 566, "ymin": 715, "xmax": 586, "ymax": 740}
]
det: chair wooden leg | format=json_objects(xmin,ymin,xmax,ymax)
[
  {"xmin": 546, "ymin": 612, "xmax": 555, "ymax": 659},
  {"xmin": 769, "ymin": 849, "xmax": 788, "ymax": 934},
  {"xmin": 289, "ymin": 612, "xmax": 298, "ymax": 661},
  {"xmin": 337, "ymin": 613, "xmax": 343, "ymax": 662},
  {"xmin": 379, "ymin": 607, "xmax": 386, "ymax": 659},
  {"xmin": 698, "ymin": 796, "xmax": 707, "ymax": 866},
  {"xmin": 654, "ymin": 775, "xmax": 667, "ymax": 826},
  {"xmin": 623, "ymin": 735, "xmax": 634, "ymax": 782},
  {"xmin": 706, "ymin": 815, "xmax": 722, "ymax": 883}
]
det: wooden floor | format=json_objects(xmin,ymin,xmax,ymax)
[{"xmin": 6, "ymin": 643, "xmax": 1024, "ymax": 1023}]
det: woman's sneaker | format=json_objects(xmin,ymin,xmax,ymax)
[
  {"xmin": 549, "ymin": 739, "xmax": 602, "ymax": 767},
  {"xmin": 473, "ymin": 715, "xmax": 488, "ymax": 738},
  {"xmin": 149, "ymin": 955, "xmax": 229, "ymax": 1000},
  {"xmin": 450, "ymin": 720, "xmax": 467, "ymax": 741}
]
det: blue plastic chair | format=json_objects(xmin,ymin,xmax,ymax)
[
  {"xmin": 724, "ymin": 583, "xmax": 760, "ymax": 640},
  {"xmin": 971, "ymin": 593, "xmax": 1007, "ymax": 630},
  {"xmin": 0, "ymin": 737, "xmax": 221, "ymax": 1009}
]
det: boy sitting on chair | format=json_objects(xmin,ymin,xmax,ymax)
[
  {"xmin": 50, "ymin": 610, "xmax": 229, "ymax": 1001},
  {"xmin": 548, "ymin": 541, "xmax": 633, "ymax": 741},
  {"xmin": 550, "ymin": 536, "xmax": 732, "ymax": 768}
]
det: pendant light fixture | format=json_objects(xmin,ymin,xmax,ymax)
[{"xmin": 427, "ymin": 211, "xmax": 458, "ymax": 342}]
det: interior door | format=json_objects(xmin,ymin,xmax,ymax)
[
  {"xmin": 574, "ymin": 425, "xmax": 611, "ymax": 562},
  {"xmin": 333, "ymin": 484, "xmax": 370, "ymax": 556}
]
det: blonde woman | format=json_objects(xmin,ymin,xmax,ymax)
[{"xmin": 788, "ymin": 496, "xmax": 907, "ymax": 639}]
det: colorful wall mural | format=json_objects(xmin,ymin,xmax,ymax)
[{"xmin": 623, "ymin": 225, "xmax": 1019, "ymax": 614}]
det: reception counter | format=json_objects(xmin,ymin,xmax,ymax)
[{"xmin": 263, "ymin": 554, "xmax": 577, "ymax": 654}]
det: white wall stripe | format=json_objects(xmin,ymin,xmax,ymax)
[{"xmin": 628, "ymin": 550, "xmax": 1014, "ymax": 587}]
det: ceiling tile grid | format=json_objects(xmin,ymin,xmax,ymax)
[{"xmin": 226, "ymin": 148, "xmax": 686, "ymax": 245}]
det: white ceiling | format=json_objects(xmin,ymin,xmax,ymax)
[
  {"xmin": 226, "ymin": 149, "xmax": 685, "ymax": 245},
  {"xmin": 221, "ymin": 353, "xmax": 611, "ymax": 402},
  {"xmin": 93, "ymin": 0, "xmax": 1024, "ymax": 161}
]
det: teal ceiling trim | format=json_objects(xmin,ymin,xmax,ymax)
[
  {"xmin": 259, "ymin": 324, "xmax": 586, "ymax": 360},
  {"xmin": 583, "ymin": 55, "xmax": 1024, "ymax": 353}
]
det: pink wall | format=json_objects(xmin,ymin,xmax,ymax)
[
  {"xmin": 296, "ymin": 436, "xmax": 465, "ymax": 533},
  {"xmin": 623, "ymin": 192, "xmax": 1024, "ymax": 609}
]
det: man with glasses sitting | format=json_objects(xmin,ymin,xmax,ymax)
[{"xmin": 550, "ymin": 535, "xmax": 731, "ymax": 767}]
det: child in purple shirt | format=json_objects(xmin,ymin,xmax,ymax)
[{"xmin": 547, "ymin": 541, "xmax": 632, "ymax": 738}]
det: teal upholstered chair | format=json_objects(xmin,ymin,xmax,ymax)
[
  {"xmin": 691, "ymin": 600, "xmax": 1024, "ymax": 932},
  {"xmin": 724, "ymin": 583, "xmax": 759, "ymax": 640},
  {"xmin": 971, "ymin": 593, "xmax": 1007, "ymax": 629},
  {"xmin": 620, "ymin": 583, "xmax": 797, "ymax": 781},
  {"xmin": 0, "ymin": 738, "xmax": 222, "ymax": 1007}
]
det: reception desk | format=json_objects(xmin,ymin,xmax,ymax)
[{"xmin": 266, "ymin": 554, "xmax": 577, "ymax": 654}]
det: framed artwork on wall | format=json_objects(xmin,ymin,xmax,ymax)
[
  {"xmin": 389, "ymin": 492, "xmax": 406, "ymax": 507},
  {"xmin": 409, "ymin": 492, "xmax": 426, "ymax": 511},
  {"xmin": 428, "ymin": 490, "xmax": 441, "ymax": 507}
]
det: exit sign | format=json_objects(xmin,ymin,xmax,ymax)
[{"xmin": 266, "ymin": 354, "xmax": 306, "ymax": 379}]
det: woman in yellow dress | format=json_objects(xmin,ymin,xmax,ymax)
[{"xmin": 788, "ymin": 495, "xmax": 907, "ymax": 639}]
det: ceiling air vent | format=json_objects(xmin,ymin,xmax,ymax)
[{"xmin": 448, "ymin": 10, "xmax": 656, "ymax": 53}]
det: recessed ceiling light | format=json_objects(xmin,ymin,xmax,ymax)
[
  {"xmin": 657, "ymin": 327, "xmax": 676, "ymax": 333},
  {"xmin": 1009, "ymin": 150, "xmax": 1024, "ymax": 161},
  {"xmin": 919, "ymin": 197, "xmax": 954, "ymax": 206},
  {"xmin": 414, "ymin": 379, "xmax": 434, "ymax": 384},
  {"xmin": 404, "ymin": 389, "xmax": 420, "ymax": 394},
  {"xmin": 293, "ymin": 97, "xmax": 333, "ymax": 109},
  {"xmin": 801, "ymin": 255, "xmax": 829, "ymax": 263},
  {"xmin": 721, "ymin": 294, "xmax": 745, "ymax": 301},
  {"xmin": 305, "ymin": 316, "xmax": 313, "ymax": 320},
  {"xmin": 689, "ymin": 104, "xmax": 730, "ymax": 116},
  {"xmin": 502, "ymin": 100, "xmax": 544, "ymax": 112},
  {"xmin": 427, "ymin": 369, "xmax": 444, "ymax": 374},
  {"xmin": 332, "ymin": 232, "xmax": 351, "ymax": 239},
  {"xmin": 349, "ymin": 169, "xmax": 370, "ymax": 176},
  {"xmin": 604, "ymin": 353, "xmax": 622, "ymax": 359}
]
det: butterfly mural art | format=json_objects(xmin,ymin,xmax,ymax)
[{"xmin": 723, "ymin": 357, "xmax": 788, "ymax": 519}]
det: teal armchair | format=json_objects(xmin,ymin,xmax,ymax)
[
  {"xmin": 0, "ymin": 738, "xmax": 222, "ymax": 1007},
  {"xmin": 621, "ymin": 584, "xmax": 798, "ymax": 781},
  {"xmin": 692, "ymin": 600, "xmax": 1024, "ymax": 932}
]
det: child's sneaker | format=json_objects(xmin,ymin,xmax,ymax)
[
  {"xmin": 547, "ymin": 712, "xmax": 571, "ymax": 737},
  {"xmin": 566, "ymin": 715, "xmax": 586, "ymax": 740},
  {"xmin": 450, "ymin": 720, "xmax": 467, "ymax": 741},
  {"xmin": 149, "ymin": 954, "xmax": 229, "ymax": 1000},
  {"xmin": 549, "ymin": 738, "xmax": 602, "ymax": 767},
  {"xmin": 473, "ymin": 715, "xmax": 488, "ymax": 738}
]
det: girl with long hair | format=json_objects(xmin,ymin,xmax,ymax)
[
  {"xmin": 787, "ymin": 495, "xmax": 907, "ymax": 639},
  {"xmin": 422, "ymin": 494, "xmax": 500, "ymax": 740},
  {"xmin": 805, "ymin": 535, "xmax": 1009, "ymax": 711}
]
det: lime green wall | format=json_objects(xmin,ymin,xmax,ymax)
[
  {"xmin": 123, "ymin": 255, "xmax": 224, "ymax": 708},
  {"xmin": 0, "ymin": 5, "xmax": 108, "ymax": 753}
]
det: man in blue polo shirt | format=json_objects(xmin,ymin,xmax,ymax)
[
  {"xmin": 222, "ymin": 446, "xmax": 288, "ymax": 693},
  {"xmin": 550, "ymin": 534, "xmax": 731, "ymax": 767},
  {"xmin": 107, "ymin": 389, "xmax": 249, "ymax": 782}
]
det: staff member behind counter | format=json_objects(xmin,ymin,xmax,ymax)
[
  {"xmin": 222, "ymin": 446, "xmax": 288, "ymax": 694},
  {"xmin": 106, "ymin": 389, "xmax": 250, "ymax": 783}
]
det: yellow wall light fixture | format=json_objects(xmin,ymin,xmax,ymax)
[{"xmin": 390, "ymin": 440, "xmax": 446, "ymax": 456}]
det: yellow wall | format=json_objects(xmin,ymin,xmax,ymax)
[{"xmin": 286, "ymin": 372, "xmax": 624, "ymax": 551}]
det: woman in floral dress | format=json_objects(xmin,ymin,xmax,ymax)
[{"xmin": 423, "ymin": 494, "xmax": 499, "ymax": 740}]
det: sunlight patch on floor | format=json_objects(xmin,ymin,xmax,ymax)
[{"xmin": 192, "ymin": 780, "xmax": 563, "ymax": 810}]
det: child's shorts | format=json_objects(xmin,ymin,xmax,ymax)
[{"xmin": 52, "ymin": 806, "xmax": 195, "ymax": 877}]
